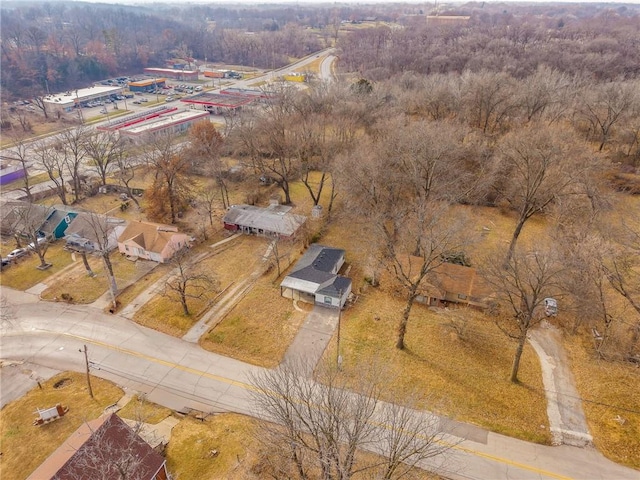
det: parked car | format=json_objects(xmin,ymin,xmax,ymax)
[
  {"xmin": 7, "ymin": 248, "xmax": 28, "ymax": 260},
  {"xmin": 139, "ymin": 98, "xmax": 148, "ymax": 102},
  {"xmin": 1, "ymin": 257, "xmax": 9, "ymax": 270},
  {"xmin": 28, "ymin": 236, "xmax": 47, "ymax": 250},
  {"xmin": 544, "ymin": 298, "xmax": 558, "ymax": 317},
  {"xmin": 132, "ymin": 100, "xmax": 141, "ymax": 105}
]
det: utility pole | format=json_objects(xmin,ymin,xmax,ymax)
[
  {"xmin": 336, "ymin": 290, "xmax": 343, "ymax": 370},
  {"xmin": 82, "ymin": 344, "xmax": 94, "ymax": 398}
]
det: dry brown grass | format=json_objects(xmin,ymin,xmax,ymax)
[
  {"xmin": 133, "ymin": 290, "xmax": 210, "ymax": 337},
  {"xmin": 117, "ymin": 395, "xmax": 172, "ymax": 425},
  {"xmin": 113, "ymin": 262, "xmax": 172, "ymax": 313},
  {"xmin": 0, "ymin": 243, "xmax": 74, "ymax": 291},
  {"xmin": 201, "ymin": 277, "xmax": 306, "ymax": 367},
  {"xmin": 40, "ymin": 253, "xmax": 141, "ymax": 304},
  {"xmin": 166, "ymin": 414, "xmax": 262, "ymax": 480},
  {"xmin": 0, "ymin": 372, "xmax": 123, "ymax": 480},
  {"xmin": 564, "ymin": 335, "xmax": 640, "ymax": 468},
  {"xmin": 327, "ymin": 293, "xmax": 551, "ymax": 444}
]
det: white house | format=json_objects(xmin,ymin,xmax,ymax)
[{"xmin": 280, "ymin": 244, "xmax": 352, "ymax": 308}]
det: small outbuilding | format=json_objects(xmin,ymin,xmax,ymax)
[{"xmin": 280, "ymin": 244, "xmax": 352, "ymax": 308}]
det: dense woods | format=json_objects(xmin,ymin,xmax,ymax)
[{"xmin": 3, "ymin": 1, "xmax": 640, "ymax": 100}]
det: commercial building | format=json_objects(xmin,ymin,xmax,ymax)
[
  {"xmin": 42, "ymin": 85, "xmax": 124, "ymax": 113},
  {"xmin": 180, "ymin": 92, "xmax": 254, "ymax": 114},
  {"xmin": 117, "ymin": 109, "xmax": 209, "ymax": 142},
  {"xmin": 144, "ymin": 67, "xmax": 199, "ymax": 80},
  {"xmin": 128, "ymin": 78, "xmax": 167, "ymax": 92}
]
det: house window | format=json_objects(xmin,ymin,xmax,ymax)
[
  {"xmin": 64, "ymin": 215, "xmax": 71, "ymax": 224},
  {"xmin": 324, "ymin": 296, "xmax": 332, "ymax": 305},
  {"xmin": 458, "ymin": 294, "xmax": 467, "ymax": 300}
]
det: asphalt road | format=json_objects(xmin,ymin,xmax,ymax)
[{"xmin": 1, "ymin": 289, "xmax": 637, "ymax": 480}]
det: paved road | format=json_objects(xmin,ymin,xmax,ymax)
[{"xmin": 1, "ymin": 290, "xmax": 637, "ymax": 480}]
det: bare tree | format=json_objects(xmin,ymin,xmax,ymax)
[
  {"xmin": 187, "ymin": 121, "xmax": 230, "ymax": 208},
  {"xmin": 10, "ymin": 203, "xmax": 52, "ymax": 269},
  {"xmin": 5, "ymin": 130, "xmax": 34, "ymax": 202},
  {"xmin": 577, "ymin": 81, "xmax": 637, "ymax": 151},
  {"xmin": 230, "ymin": 86, "xmax": 300, "ymax": 205},
  {"xmin": 113, "ymin": 145, "xmax": 140, "ymax": 209},
  {"xmin": 339, "ymin": 119, "xmax": 476, "ymax": 350},
  {"xmin": 601, "ymin": 222, "xmax": 640, "ymax": 362},
  {"xmin": 481, "ymin": 245, "xmax": 564, "ymax": 383},
  {"xmin": 143, "ymin": 132, "xmax": 192, "ymax": 223},
  {"xmin": 249, "ymin": 357, "xmax": 451, "ymax": 480},
  {"xmin": 81, "ymin": 212, "xmax": 122, "ymax": 309},
  {"xmin": 163, "ymin": 248, "xmax": 217, "ymax": 316},
  {"xmin": 34, "ymin": 139, "xmax": 69, "ymax": 205},
  {"xmin": 82, "ymin": 130, "xmax": 123, "ymax": 186},
  {"xmin": 493, "ymin": 123, "xmax": 589, "ymax": 262},
  {"xmin": 58, "ymin": 126, "xmax": 90, "ymax": 203}
]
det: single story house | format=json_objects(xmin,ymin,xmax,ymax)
[
  {"xmin": 117, "ymin": 221, "xmax": 190, "ymax": 263},
  {"xmin": 39, "ymin": 208, "xmax": 78, "ymax": 239},
  {"xmin": 395, "ymin": 256, "xmax": 492, "ymax": 309},
  {"xmin": 223, "ymin": 204, "xmax": 306, "ymax": 238},
  {"xmin": 0, "ymin": 201, "xmax": 75, "ymax": 240},
  {"xmin": 64, "ymin": 212, "xmax": 127, "ymax": 253},
  {"xmin": 27, "ymin": 413, "xmax": 169, "ymax": 480},
  {"xmin": 280, "ymin": 244, "xmax": 352, "ymax": 308}
]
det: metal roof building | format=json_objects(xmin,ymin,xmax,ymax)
[
  {"xmin": 223, "ymin": 204, "xmax": 306, "ymax": 238},
  {"xmin": 117, "ymin": 109, "xmax": 209, "ymax": 141},
  {"xmin": 43, "ymin": 85, "xmax": 124, "ymax": 112}
]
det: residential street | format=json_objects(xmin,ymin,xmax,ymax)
[{"xmin": 0, "ymin": 288, "xmax": 637, "ymax": 480}]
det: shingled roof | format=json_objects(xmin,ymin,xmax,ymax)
[
  {"xmin": 27, "ymin": 414, "xmax": 166, "ymax": 480},
  {"xmin": 117, "ymin": 221, "xmax": 179, "ymax": 254}
]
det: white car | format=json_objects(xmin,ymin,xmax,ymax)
[
  {"xmin": 544, "ymin": 298, "xmax": 558, "ymax": 317},
  {"xmin": 27, "ymin": 236, "xmax": 47, "ymax": 250},
  {"xmin": 7, "ymin": 248, "xmax": 28, "ymax": 260}
]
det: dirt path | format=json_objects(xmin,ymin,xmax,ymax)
[{"xmin": 529, "ymin": 320, "xmax": 593, "ymax": 447}]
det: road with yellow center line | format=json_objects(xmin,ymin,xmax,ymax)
[{"xmin": 1, "ymin": 297, "xmax": 637, "ymax": 480}]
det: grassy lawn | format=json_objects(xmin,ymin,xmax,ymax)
[
  {"xmin": 0, "ymin": 243, "xmax": 74, "ymax": 291},
  {"xmin": 166, "ymin": 414, "xmax": 262, "ymax": 480},
  {"xmin": 112, "ymin": 262, "xmax": 170, "ymax": 312},
  {"xmin": 40, "ymin": 253, "xmax": 140, "ymax": 304},
  {"xmin": 133, "ymin": 290, "xmax": 210, "ymax": 337},
  {"xmin": 565, "ymin": 334, "xmax": 640, "ymax": 468},
  {"xmin": 201, "ymin": 277, "xmax": 306, "ymax": 368},
  {"xmin": 326, "ymin": 293, "xmax": 551, "ymax": 444},
  {"xmin": 117, "ymin": 394, "xmax": 172, "ymax": 425},
  {"xmin": 0, "ymin": 372, "xmax": 123, "ymax": 480}
]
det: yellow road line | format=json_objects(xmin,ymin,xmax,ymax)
[{"xmin": 55, "ymin": 331, "xmax": 572, "ymax": 480}]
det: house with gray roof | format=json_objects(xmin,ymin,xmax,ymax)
[
  {"xmin": 280, "ymin": 244, "xmax": 352, "ymax": 308},
  {"xmin": 64, "ymin": 212, "xmax": 127, "ymax": 253},
  {"xmin": 223, "ymin": 204, "xmax": 306, "ymax": 238}
]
